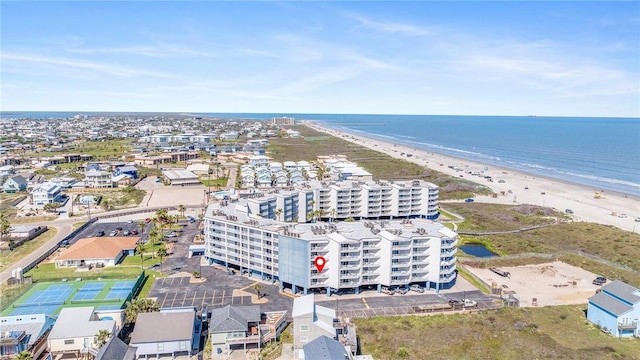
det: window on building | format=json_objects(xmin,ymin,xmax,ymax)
[
  {"xmin": 179, "ymin": 341, "xmax": 187, "ymax": 350},
  {"xmin": 300, "ymin": 324, "xmax": 310, "ymax": 331},
  {"xmin": 64, "ymin": 340, "xmax": 74, "ymax": 345},
  {"xmin": 300, "ymin": 336, "xmax": 309, "ymax": 343},
  {"xmin": 157, "ymin": 343, "xmax": 164, "ymax": 351}
]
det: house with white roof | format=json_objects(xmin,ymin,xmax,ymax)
[
  {"xmin": 587, "ymin": 280, "xmax": 640, "ymax": 337},
  {"xmin": 256, "ymin": 168, "xmax": 272, "ymax": 187},
  {"xmin": 84, "ymin": 170, "xmax": 113, "ymax": 188},
  {"xmin": 292, "ymin": 295, "xmax": 337, "ymax": 353},
  {"xmin": 30, "ymin": 182, "xmax": 62, "ymax": 207},
  {"xmin": 47, "ymin": 307, "xmax": 116, "ymax": 359},
  {"xmin": 248, "ymin": 155, "xmax": 269, "ymax": 168},
  {"xmin": 161, "ymin": 169, "xmax": 200, "ymax": 186}
]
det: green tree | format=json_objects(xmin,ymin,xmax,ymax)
[
  {"xmin": 253, "ymin": 283, "xmax": 263, "ymax": 298},
  {"xmin": 135, "ymin": 243, "xmax": 145, "ymax": 269},
  {"xmin": 100, "ymin": 198, "xmax": 112, "ymax": 211},
  {"xmin": 138, "ymin": 221, "xmax": 146, "ymax": 235},
  {"xmin": 156, "ymin": 246, "xmax": 167, "ymax": 272},
  {"xmin": 178, "ymin": 204, "xmax": 186, "ymax": 219},
  {"xmin": 275, "ymin": 208, "xmax": 283, "ymax": 222},
  {"xmin": 0, "ymin": 213, "xmax": 11, "ymax": 241},
  {"xmin": 124, "ymin": 298, "xmax": 160, "ymax": 324},
  {"xmin": 94, "ymin": 329, "xmax": 111, "ymax": 348},
  {"xmin": 14, "ymin": 351, "xmax": 33, "ymax": 360}
]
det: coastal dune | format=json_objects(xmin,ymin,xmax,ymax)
[{"xmin": 305, "ymin": 122, "xmax": 640, "ymax": 233}]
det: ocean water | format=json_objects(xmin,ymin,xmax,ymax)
[
  {"xmin": 300, "ymin": 115, "xmax": 640, "ymax": 197},
  {"xmin": 3, "ymin": 112, "xmax": 639, "ymax": 196}
]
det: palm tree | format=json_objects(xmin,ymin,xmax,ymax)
[
  {"xmin": 148, "ymin": 227, "xmax": 159, "ymax": 259},
  {"xmin": 0, "ymin": 213, "xmax": 11, "ymax": 242},
  {"xmin": 94, "ymin": 329, "xmax": 111, "ymax": 348},
  {"xmin": 124, "ymin": 298, "xmax": 160, "ymax": 324},
  {"xmin": 253, "ymin": 283, "xmax": 263, "ymax": 298},
  {"xmin": 178, "ymin": 204, "xmax": 186, "ymax": 219},
  {"xmin": 329, "ymin": 208, "xmax": 336, "ymax": 223},
  {"xmin": 274, "ymin": 208, "xmax": 283, "ymax": 222},
  {"xmin": 135, "ymin": 243, "xmax": 145, "ymax": 269},
  {"xmin": 14, "ymin": 351, "xmax": 32, "ymax": 360},
  {"xmin": 156, "ymin": 246, "xmax": 167, "ymax": 272}
]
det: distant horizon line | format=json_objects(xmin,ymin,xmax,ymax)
[{"xmin": 1, "ymin": 110, "xmax": 638, "ymax": 120}]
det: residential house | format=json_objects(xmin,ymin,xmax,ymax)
[
  {"xmin": 209, "ymin": 305, "xmax": 287, "ymax": 357},
  {"xmin": 161, "ymin": 169, "xmax": 200, "ymax": 187},
  {"xmin": 248, "ymin": 155, "xmax": 269, "ymax": 168},
  {"xmin": 47, "ymin": 307, "xmax": 116, "ymax": 359},
  {"xmin": 55, "ymin": 237, "xmax": 139, "ymax": 268},
  {"xmin": 30, "ymin": 182, "xmax": 62, "ymax": 207},
  {"xmin": 3, "ymin": 175, "xmax": 28, "ymax": 193},
  {"xmin": 85, "ymin": 170, "xmax": 113, "ymax": 188},
  {"xmin": 185, "ymin": 163, "xmax": 210, "ymax": 176},
  {"xmin": 256, "ymin": 168, "xmax": 272, "ymax": 188},
  {"xmin": 292, "ymin": 295, "xmax": 337, "ymax": 352},
  {"xmin": 587, "ymin": 280, "xmax": 640, "ymax": 337},
  {"xmin": 220, "ymin": 131, "xmax": 240, "ymax": 141},
  {"xmin": 275, "ymin": 173, "xmax": 289, "ymax": 187},
  {"xmin": 0, "ymin": 314, "xmax": 54, "ymax": 359},
  {"xmin": 113, "ymin": 165, "xmax": 138, "ymax": 179},
  {"xmin": 50, "ymin": 176, "xmax": 78, "ymax": 189},
  {"xmin": 289, "ymin": 169, "xmax": 304, "ymax": 186},
  {"xmin": 129, "ymin": 308, "xmax": 200, "ymax": 359},
  {"xmin": 269, "ymin": 162, "xmax": 283, "ymax": 173},
  {"xmin": 94, "ymin": 336, "xmax": 137, "ymax": 360}
]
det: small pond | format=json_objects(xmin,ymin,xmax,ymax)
[{"xmin": 459, "ymin": 244, "xmax": 497, "ymax": 258}]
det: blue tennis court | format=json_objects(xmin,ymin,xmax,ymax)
[
  {"xmin": 21, "ymin": 288, "xmax": 73, "ymax": 306},
  {"xmin": 79, "ymin": 282, "xmax": 106, "ymax": 292},
  {"xmin": 97, "ymin": 305, "xmax": 123, "ymax": 311},
  {"xmin": 105, "ymin": 290, "xmax": 130, "ymax": 300},
  {"xmin": 112, "ymin": 281, "xmax": 135, "ymax": 291},
  {"xmin": 11, "ymin": 304, "xmax": 60, "ymax": 317},
  {"xmin": 72, "ymin": 290, "xmax": 100, "ymax": 302}
]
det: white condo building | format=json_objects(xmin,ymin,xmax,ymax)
[{"xmin": 203, "ymin": 180, "xmax": 457, "ymax": 294}]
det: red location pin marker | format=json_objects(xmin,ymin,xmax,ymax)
[{"xmin": 314, "ymin": 256, "xmax": 326, "ymax": 272}]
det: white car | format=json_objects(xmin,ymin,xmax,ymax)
[
  {"xmin": 618, "ymin": 213, "xmax": 627, "ymax": 218},
  {"xmin": 635, "ymin": 217, "xmax": 640, "ymax": 222},
  {"xmin": 463, "ymin": 299, "xmax": 477, "ymax": 307}
]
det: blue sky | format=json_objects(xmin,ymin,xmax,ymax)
[{"xmin": 1, "ymin": 1, "xmax": 639, "ymax": 117}]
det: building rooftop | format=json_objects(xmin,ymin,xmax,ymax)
[
  {"xmin": 130, "ymin": 309, "xmax": 195, "ymax": 344},
  {"xmin": 56, "ymin": 237, "xmax": 139, "ymax": 261},
  {"xmin": 209, "ymin": 305, "xmax": 261, "ymax": 333},
  {"xmin": 589, "ymin": 292, "xmax": 633, "ymax": 316},
  {"xmin": 49, "ymin": 307, "xmax": 115, "ymax": 339},
  {"xmin": 302, "ymin": 335, "xmax": 350, "ymax": 360},
  {"xmin": 602, "ymin": 280, "xmax": 640, "ymax": 305}
]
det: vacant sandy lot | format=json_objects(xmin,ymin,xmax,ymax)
[
  {"xmin": 465, "ymin": 261, "xmax": 601, "ymax": 307},
  {"xmin": 136, "ymin": 177, "xmax": 207, "ymax": 207}
]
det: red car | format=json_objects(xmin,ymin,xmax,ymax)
[{"xmin": 144, "ymin": 218, "xmax": 151, "ymax": 223}]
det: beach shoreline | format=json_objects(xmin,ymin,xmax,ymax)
[{"xmin": 304, "ymin": 121, "xmax": 640, "ymax": 233}]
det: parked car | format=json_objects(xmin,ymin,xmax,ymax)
[
  {"xmin": 464, "ymin": 198, "xmax": 474, "ymax": 203},
  {"xmin": 392, "ymin": 287, "xmax": 408, "ymax": 295},
  {"xmin": 123, "ymin": 230, "xmax": 130, "ymax": 236},
  {"xmin": 165, "ymin": 232, "xmax": 177, "ymax": 238},
  {"xmin": 565, "ymin": 209, "xmax": 574, "ymax": 214},
  {"xmin": 127, "ymin": 219, "xmax": 134, "ymax": 224},
  {"xmin": 593, "ymin": 276, "xmax": 607, "ymax": 285},
  {"xmin": 60, "ymin": 240, "xmax": 70, "ymax": 247},
  {"xmin": 96, "ymin": 230, "xmax": 105, "ymax": 237},
  {"xmin": 109, "ymin": 230, "xmax": 117, "ymax": 236},
  {"xmin": 449, "ymin": 299, "xmax": 464, "ymax": 306},
  {"xmin": 381, "ymin": 287, "xmax": 395, "ymax": 295},
  {"xmin": 618, "ymin": 213, "xmax": 628, "ymax": 218},
  {"xmin": 463, "ymin": 299, "xmax": 477, "ymax": 307},
  {"xmin": 131, "ymin": 230, "xmax": 139, "ymax": 235},
  {"xmin": 145, "ymin": 218, "xmax": 151, "ymax": 223},
  {"xmin": 635, "ymin": 217, "xmax": 640, "ymax": 222},
  {"xmin": 409, "ymin": 284, "xmax": 425, "ymax": 293}
]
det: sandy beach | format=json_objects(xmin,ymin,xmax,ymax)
[{"xmin": 305, "ymin": 122, "xmax": 640, "ymax": 233}]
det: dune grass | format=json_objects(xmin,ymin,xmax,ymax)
[{"xmin": 355, "ymin": 305, "xmax": 640, "ymax": 360}]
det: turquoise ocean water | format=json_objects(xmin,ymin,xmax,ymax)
[{"xmin": 4, "ymin": 112, "xmax": 639, "ymax": 196}]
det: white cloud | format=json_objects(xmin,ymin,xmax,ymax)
[
  {"xmin": 349, "ymin": 13, "xmax": 429, "ymax": 36},
  {"xmin": 66, "ymin": 45, "xmax": 218, "ymax": 58},
  {"xmin": 1, "ymin": 53, "xmax": 177, "ymax": 79}
]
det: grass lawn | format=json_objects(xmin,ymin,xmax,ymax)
[
  {"xmin": 33, "ymin": 139, "xmax": 134, "ymax": 160},
  {"xmin": 356, "ymin": 305, "xmax": 640, "ymax": 360},
  {"xmin": 447, "ymin": 202, "xmax": 640, "ymax": 287},
  {"xmin": 25, "ymin": 263, "xmax": 142, "ymax": 282},
  {"xmin": 0, "ymin": 227, "xmax": 58, "ymax": 272},
  {"xmin": 201, "ymin": 178, "xmax": 228, "ymax": 187},
  {"xmin": 266, "ymin": 125, "xmax": 492, "ymax": 200},
  {"xmin": 136, "ymin": 270, "xmax": 165, "ymax": 298},
  {"xmin": 98, "ymin": 187, "xmax": 146, "ymax": 208}
]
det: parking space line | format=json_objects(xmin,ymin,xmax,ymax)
[
  {"xmin": 182, "ymin": 291, "xmax": 187, "ymax": 306},
  {"xmin": 361, "ymin": 298, "xmax": 370, "ymax": 309},
  {"xmin": 171, "ymin": 292, "xmax": 178, "ymax": 308},
  {"xmin": 240, "ymin": 281, "xmax": 259, "ymax": 292},
  {"xmin": 192, "ymin": 292, "xmax": 197, "ymax": 305}
]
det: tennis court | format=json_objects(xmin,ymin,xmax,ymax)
[{"xmin": 2, "ymin": 277, "xmax": 141, "ymax": 318}]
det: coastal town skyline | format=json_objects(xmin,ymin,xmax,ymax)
[{"xmin": 2, "ymin": 1, "xmax": 639, "ymax": 118}]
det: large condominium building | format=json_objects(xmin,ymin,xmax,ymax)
[
  {"xmin": 271, "ymin": 116, "xmax": 296, "ymax": 126},
  {"xmin": 203, "ymin": 180, "xmax": 456, "ymax": 294}
]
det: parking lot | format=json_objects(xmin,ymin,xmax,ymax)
[{"xmin": 68, "ymin": 218, "xmax": 153, "ymax": 246}]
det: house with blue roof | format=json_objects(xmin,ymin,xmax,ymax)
[
  {"xmin": 0, "ymin": 314, "xmax": 55, "ymax": 359},
  {"xmin": 587, "ymin": 280, "xmax": 640, "ymax": 337},
  {"xmin": 113, "ymin": 165, "xmax": 138, "ymax": 179}
]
